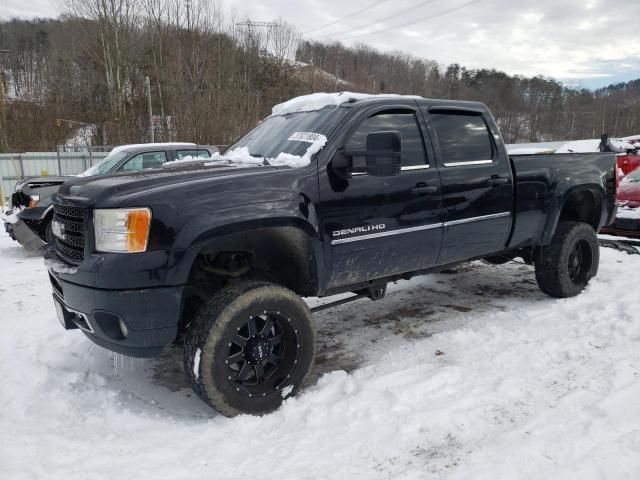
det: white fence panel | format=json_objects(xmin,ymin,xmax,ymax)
[{"xmin": 0, "ymin": 151, "xmax": 109, "ymax": 202}]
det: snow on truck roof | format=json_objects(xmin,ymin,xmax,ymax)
[{"xmin": 271, "ymin": 92, "xmax": 423, "ymax": 116}]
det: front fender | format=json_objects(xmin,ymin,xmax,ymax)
[{"xmin": 164, "ymin": 200, "xmax": 323, "ymax": 288}]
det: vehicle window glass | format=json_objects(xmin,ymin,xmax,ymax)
[
  {"xmin": 346, "ymin": 111, "xmax": 427, "ymax": 167},
  {"xmin": 623, "ymin": 168, "xmax": 640, "ymax": 183},
  {"xmin": 121, "ymin": 151, "xmax": 168, "ymax": 171},
  {"xmin": 176, "ymin": 149, "xmax": 211, "ymax": 160},
  {"xmin": 82, "ymin": 151, "xmax": 128, "ymax": 176},
  {"xmin": 430, "ymin": 112, "xmax": 494, "ymax": 165}
]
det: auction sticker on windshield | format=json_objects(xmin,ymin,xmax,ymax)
[{"xmin": 288, "ymin": 132, "xmax": 325, "ymax": 144}]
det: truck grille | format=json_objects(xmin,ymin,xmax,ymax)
[{"xmin": 53, "ymin": 204, "xmax": 86, "ymax": 264}]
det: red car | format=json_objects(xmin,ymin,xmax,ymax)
[
  {"xmin": 601, "ymin": 167, "xmax": 640, "ymax": 238},
  {"xmin": 618, "ymin": 153, "xmax": 640, "ymax": 177}
]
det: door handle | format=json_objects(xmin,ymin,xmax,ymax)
[
  {"xmin": 488, "ymin": 175, "xmax": 509, "ymax": 186},
  {"xmin": 410, "ymin": 183, "xmax": 438, "ymax": 195}
]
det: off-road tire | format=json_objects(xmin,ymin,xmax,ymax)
[
  {"xmin": 534, "ymin": 221, "xmax": 599, "ymax": 298},
  {"xmin": 183, "ymin": 281, "xmax": 316, "ymax": 417}
]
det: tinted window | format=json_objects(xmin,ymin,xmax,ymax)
[
  {"xmin": 430, "ymin": 112, "xmax": 493, "ymax": 165},
  {"xmin": 121, "ymin": 151, "xmax": 168, "ymax": 171},
  {"xmin": 176, "ymin": 149, "xmax": 211, "ymax": 160},
  {"xmin": 346, "ymin": 111, "xmax": 427, "ymax": 167}
]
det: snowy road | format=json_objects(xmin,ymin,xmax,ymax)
[{"xmin": 1, "ymin": 230, "xmax": 640, "ymax": 479}]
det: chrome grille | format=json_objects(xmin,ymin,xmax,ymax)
[{"xmin": 53, "ymin": 204, "xmax": 85, "ymax": 264}]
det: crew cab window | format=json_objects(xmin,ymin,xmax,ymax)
[
  {"xmin": 175, "ymin": 149, "xmax": 211, "ymax": 160},
  {"xmin": 430, "ymin": 111, "xmax": 494, "ymax": 165},
  {"xmin": 121, "ymin": 151, "xmax": 168, "ymax": 171},
  {"xmin": 346, "ymin": 111, "xmax": 427, "ymax": 167}
]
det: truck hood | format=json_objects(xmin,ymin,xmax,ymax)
[
  {"xmin": 55, "ymin": 163, "xmax": 290, "ymax": 207},
  {"xmin": 16, "ymin": 175, "xmax": 73, "ymax": 191}
]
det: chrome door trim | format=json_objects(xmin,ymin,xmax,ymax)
[
  {"xmin": 443, "ymin": 211, "xmax": 511, "ymax": 227},
  {"xmin": 331, "ymin": 222, "xmax": 442, "ymax": 245},
  {"xmin": 443, "ymin": 159, "xmax": 494, "ymax": 167}
]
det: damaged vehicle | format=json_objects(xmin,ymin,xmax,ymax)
[
  {"xmin": 3, "ymin": 143, "xmax": 218, "ymax": 250},
  {"xmin": 47, "ymin": 92, "xmax": 616, "ymax": 417}
]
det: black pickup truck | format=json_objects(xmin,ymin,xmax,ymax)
[{"xmin": 47, "ymin": 93, "xmax": 616, "ymax": 416}]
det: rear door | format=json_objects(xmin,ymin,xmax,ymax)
[
  {"xmin": 424, "ymin": 108, "xmax": 513, "ymax": 264},
  {"xmin": 318, "ymin": 103, "xmax": 444, "ymax": 289}
]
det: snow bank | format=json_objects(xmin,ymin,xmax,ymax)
[
  {"xmin": 616, "ymin": 206, "xmax": 640, "ymax": 220},
  {"xmin": 271, "ymin": 91, "xmax": 421, "ymax": 116},
  {"xmin": 556, "ymin": 138, "xmax": 636, "ymax": 153},
  {"xmin": 0, "ymin": 208, "xmax": 21, "ymax": 224},
  {"xmin": 2, "ymin": 231, "xmax": 640, "ymax": 479}
]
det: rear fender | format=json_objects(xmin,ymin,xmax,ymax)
[{"xmin": 541, "ymin": 183, "xmax": 604, "ymax": 244}]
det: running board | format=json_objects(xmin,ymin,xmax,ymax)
[{"xmin": 310, "ymin": 284, "xmax": 387, "ymax": 313}]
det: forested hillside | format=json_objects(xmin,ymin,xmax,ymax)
[{"xmin": 1, "ymin": 0, "xmax": 639, "ymax": 152}]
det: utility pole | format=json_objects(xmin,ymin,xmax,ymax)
[
  {"xmin": 145, "ymin": 76, "xmax": 154, "ymax": 142},
  {"xmin": 0, "ymin": 49, "xmax": 11, "ymax": 152}
]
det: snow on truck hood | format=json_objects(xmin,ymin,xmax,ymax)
[{"xmin": 270, "ymin": 91, "xmax": 422, "ymax": 116}]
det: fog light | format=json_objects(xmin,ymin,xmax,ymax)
[{"xmin": 119, "ymin": 319, "xmax": 129, "ymax": 338}]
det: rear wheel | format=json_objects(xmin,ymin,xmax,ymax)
[
  {"xmin": 534, "ymin": 221, "xmax": 599, "ymax": 298},
  {"xmin": 183, "ymin": 281, "xmax": 315, "ymax": 416}
]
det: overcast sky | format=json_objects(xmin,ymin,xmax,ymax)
[{"xmin": 3, "ymin": 0, "xmax": 640, "ymax": 89}]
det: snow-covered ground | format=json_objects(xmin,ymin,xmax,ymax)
[{"xmin": 1, "ymin": 231, "xmax": 640, "ymax": 479}]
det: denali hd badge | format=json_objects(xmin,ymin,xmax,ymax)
[{"xmin": 332, "ymin": 224, "xmax": 386, "ymax": 238}]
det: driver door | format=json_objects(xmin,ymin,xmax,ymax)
[{"xmin": 318, "ymin": 106, "xmax": 444, "ymax": 289}]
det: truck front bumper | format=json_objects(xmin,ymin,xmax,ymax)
[{"xmin": 49, "ymin": 271, "xmax": 183, "ymax": 358}]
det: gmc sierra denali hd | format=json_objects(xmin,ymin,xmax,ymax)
[{"xmin": 46, "ymin": 92, "xmax": 617, "ymax": 416}]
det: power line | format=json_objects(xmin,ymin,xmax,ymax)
[
  {"xmin": 305, "ymin": 0, "xmax": 394, "ymax": 35},
  {"xmin": 335, "ymin": 0, "xmax": 482, "ymax": 41},
  {"xmin": 315, "ymin": 0, "xmax": 438, "ymax": 40}
]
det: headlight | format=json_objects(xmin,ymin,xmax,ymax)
[
  {"xmin": 94, "ymin": 208, "xmax": 151, "ymax": 253},
  {"xmin": 28, "ymin": 195, "xmax": 40, "ymax": 208}
]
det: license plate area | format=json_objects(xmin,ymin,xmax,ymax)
[{"xmin": 52, "ymin": 295, "xmax": 81, "ymax": 331}]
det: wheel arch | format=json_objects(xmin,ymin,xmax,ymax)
[
  {"xmin": 175, "ymin": 218, "xmax": 324, "ymax": 298},
  {"xmin": 541, "ymin": 184, "xmax": 604, "ymax": 244}
]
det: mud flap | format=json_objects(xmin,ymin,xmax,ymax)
[{"xmin": 9, "ymin": 219, "xmax": 45, "ymax": 251}]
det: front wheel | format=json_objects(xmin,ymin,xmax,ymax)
[
  {"xmin": 183, "ymin": 281, "xmax": 316, "ymax": 417},
  {"xmin": 534, "ymin": 221, "xmax": 599, "ymax": 298}
]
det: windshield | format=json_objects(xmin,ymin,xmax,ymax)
[
  {"xmin": 229, "ymin": 107, "xmax": 345, "ymax": 160},
  {"xmin": 623, "ymin": 168, "xmax": 640, "ymax": 183},
  {"xmin": 81, "ymin": 151, "xmax": 128, "ymax": 176}
]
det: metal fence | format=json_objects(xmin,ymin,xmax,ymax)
[{"xmin": 1, "ymin": 150, "xmax": 109, "ymax": 203}]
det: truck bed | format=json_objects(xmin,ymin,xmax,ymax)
[{"xmin": 508, "ymin": 152, "xmax": 617, "ymax": 248}]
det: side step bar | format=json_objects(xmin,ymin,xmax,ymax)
[{"xmin": 310, "ymin": 284, "xmax": 387, "ymax": 313}]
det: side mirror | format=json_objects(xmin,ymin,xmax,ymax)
[
  {"xmin": 363, "ymin": 131, "xmax": 402, "ymax": 177},
  {"xmin": 334, "ymin": 131, "xmax": 402, "ymax": 179}
]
